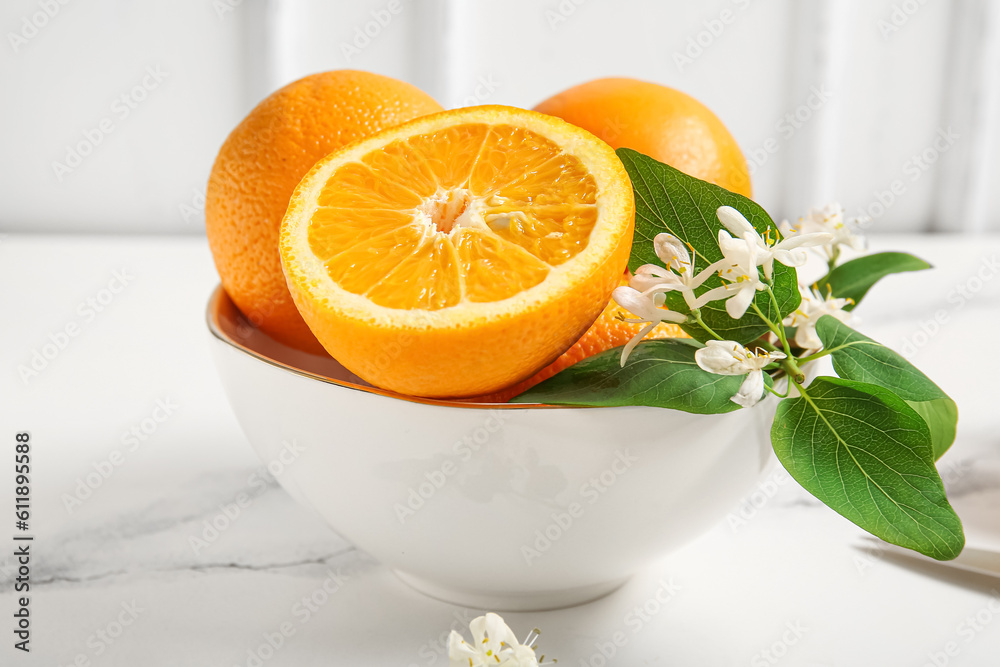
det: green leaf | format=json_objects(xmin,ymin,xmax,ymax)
[
  {"xmin": 907, "ymin": 397, "xmax": 959, "ymax": 460},
  {"xmin": 771, "ymin": 376, "xmax": 964, "ymax": 560},
  {"xmin": 815, "ymin": 315, "xmax": 957, "ymax": 458},
  {"xmin": 815, "ymin": 252, "xmax": 931, "ymax": 310},
  {"xmin": 509, "ymin": 339, "xmax": 762, "ymax": 413},
  {"xmin": 616, "ymin": 148, "xmax": 800, "ymax": 344}
]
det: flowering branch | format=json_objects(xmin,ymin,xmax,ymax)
[{"xmin": 512, "ymin": 148, "xmax": 963, "ymax": 562}]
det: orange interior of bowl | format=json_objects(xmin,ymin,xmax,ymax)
[{"xmin": 206, "ymin": 285, "xmax": 561, "ymax": 409}]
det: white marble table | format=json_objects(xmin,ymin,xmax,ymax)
[{"xmin": 2, "ymin": 233, "xmax": 999, "ymax": 666}]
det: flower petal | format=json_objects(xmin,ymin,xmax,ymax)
[
  {"xmin": 614, "ymin": 286, "xmax": 686, "ymax": 328},
  {"xmin": 511, "ymin": 645, "xmax": 542, "ymax": 667},
  {"xmin": 448, "ymin": 631, "xmax": 482, "ymax": 665},
  {"xmin": 689, "ymin": 284, "xmax": 734, "ymax": 309},
  {"xmin": 793, "ymin": 324, "xmax": 822, "ymax": 349},
  {"xmin": 630, "ymin": 270, "xmax": 684, "ymax": 296},
  {"xmin": 725, "ymin": 284, "xmax": 756, "ymax": 319},
  {"xmin": 772, "ymin": 247, "xmax": 808, "ymax": 268},
  {"xmin": 762, "ymin": 257, "xmax": 775, "ymax": 281},
  {"xmin": 653, "ymin": 233, "xmax": 690, "ymax": 269},
  {"xmin": 732, "ymin": 370, "xmax": 765, "ymax": 408},
  {"xmin": 776, "ymin": 231, "xmax": 833, "ymax": 250},
  {"xmin": 695, "ymin": 340, "xmax": 748, "ymax": 375},
  {"xmin": 483, "ymin": 613, "xmax": 519, "ymax": 652},
  {"xmin": 620, "ymin": 322, "xmax": 657, "ymax": 366},
  {"xmin": 612, "ymin": 286, "xmax": 654, "ymax": 320},
  {"xmin": 778, "ymin": 219, "xmax": 798, "ymax": 237},
  {"xmin": 468, "ymin": 615, "xmax": 488, "ymax": 646},
  {"xmin": 687, "ymin": 260, "xmax": 726, "ymax": 289},
  {"xmin": 717, "ymin": 206, "xmax": 756, "ymax": 237},
  {"xmin": 629, "ymin": 274, "xmax": 671, "ymax": 295}
]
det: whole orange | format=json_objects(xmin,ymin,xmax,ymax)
[
  {"xmin": 534, "ymin": 77, "xmax": 752, "ymax": 197},
  {"xmin": 206, "ymin": 70, "xmax": 443, "ymax": 351}
]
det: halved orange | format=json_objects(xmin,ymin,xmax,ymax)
[
  {"xmin": 467, "ymin": 276, "xmax": 689, "ymax": 403},
  {"xmin": 279, "ymin": 105, "xmax": 634, "ymax": 398}
]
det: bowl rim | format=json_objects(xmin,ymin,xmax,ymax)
[{"xmin": 206, "ymin": 285, "xmax": 568, "ymax": 411}]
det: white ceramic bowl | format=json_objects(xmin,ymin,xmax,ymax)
[{"xmin": 207, "ymin": 286, "xmax": 776, "ymax": 611}]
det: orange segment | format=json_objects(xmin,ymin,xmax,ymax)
[
  {"xmin": 317, "ymin": 161, "xmax": 424, "ymax": 210},
  {"xmin": 485, "ymin": 204, "xmax": 599, "ymax": 266},
  {"xmin": 453, "ymin": 229, "xmax": 550, "ymax": 302},
  {"xmin": 321, "ymin": 225, "xmax": 425, "ymax": 294},
  {"xmin": 405, "ymin": 124, "xmax": 491, "ymax": 189},
  {"xmin": 365, "ymin": 235, "xmax": 462, "ymax": 310},
  {"xmin": 308, "ymin": 208, "xmax": 415, "ymax": 260},
  {"xmin": 469, "ymin": 126, "xmax": 568, "ymax": 195},
  {"xmin": 280, "ymin": 105, "xmax": 635, "ymax": 398},
  {"xmin": 360, "ymin": 138, "xmax": 440, "ymax": 198}
]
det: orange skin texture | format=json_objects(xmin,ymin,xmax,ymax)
[
  {"xmin": 206, "ymin": 70, "xmax": 443, "ymax": 352},
  {"xmin": 467, "ymin": 277, "xmax": 688, "ymax": 403},
  {"xmin": 534, "ymin": 77, "xmax": 753, "ymax": 198}
]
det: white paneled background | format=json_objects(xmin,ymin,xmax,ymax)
[{"xmin": 2, "ymin": 0, "xmax": 1000, "ymax": 234}]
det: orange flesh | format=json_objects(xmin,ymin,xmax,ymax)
[{"xmin": 307, "ymin": 123, "xmax": 599, "ymax": 310}]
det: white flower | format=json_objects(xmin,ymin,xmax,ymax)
[
  {"xmin": 715, "ymin": 228, "xmax": 768, "ymax": 319},
  {"xmin": 779, "ymin": 202, "xmax": 867, "ymax": 260},
  {"xmin": 448, "ymin": 613, "xmax": 546, "ymax": 667},
  {"xmin": 629, "ymin": 233, "xmax": 732, "ymax": 310},
  {"xmin": 717, "ymin": 206, "xmax": 833, "ymax": 280},
  {"xmin": 695, "ymin": 340, "xmax": 786, "ymax": 408},
  {"xmin": 783, "ymin": 286, "xmax": 855, "ymax": 349},
  {"xmin": 612, "ymin": 285, "xmax": 687, "ymax": 366}
]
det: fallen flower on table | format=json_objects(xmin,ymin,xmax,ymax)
[{"xmin": 448, "ymin": 612, "xmax": 554, "ymax": 666}]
